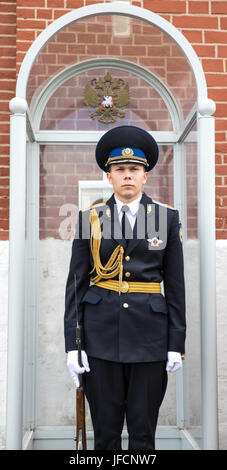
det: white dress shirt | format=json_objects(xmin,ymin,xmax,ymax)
[{"xmin": 114, "ymin": 194, "xmax": 142, "ymax": 230}]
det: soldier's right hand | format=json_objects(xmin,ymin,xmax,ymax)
[{"xmin": 67, "ymin": 350, "xmax": 90, "ymax": 387}]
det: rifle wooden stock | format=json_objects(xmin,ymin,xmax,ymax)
[
  {"xmin": 76, "ymin": 385, "xmax": 86, "ymax": 450},
  {"xmin": 75, "ymin": 322, "xmax": 87, "ymax": 450}
]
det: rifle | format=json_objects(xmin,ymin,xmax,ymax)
[{"xmin": 74, "ymin": 274, "xmax": 87, "ymax": 450}]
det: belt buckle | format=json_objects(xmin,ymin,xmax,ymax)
[{"xmin": 120, "ymin": 281, "xmax": 129, "ymax": 293}]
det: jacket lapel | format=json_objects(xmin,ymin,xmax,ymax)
[
  {"xmin": 103, "ymin": 194, "xmax": 127, "ymax": 249},
  {"xmin": 126, "ymin": 192, "xmax": 153, "ymax": 256},
  {"xmin": 102, "ymin": 192, "xmax": 153, "ymax": 255}
]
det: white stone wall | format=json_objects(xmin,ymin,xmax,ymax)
[
  {"xmin": 216, "ymin": 240, "xmax": 227, "ymax": 449},
  {"xmin": 0, "ymin": 241, "xmax": 8, "ymax": 450},
  {"xmin": 0, "ymin": 239, "xmax": 227, "ymax": 449}
]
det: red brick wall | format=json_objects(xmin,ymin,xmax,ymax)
[
  {"xmin": 0, "ymin": 0, "xmax": 16, "ymax": 240},
  {"xmin": 1, "ymin": 0, "xmax": 227, "ymax": 239}
]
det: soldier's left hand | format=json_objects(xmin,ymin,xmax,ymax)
[
  {"xmin": 67, "ymin": 350, "xmax": 90, "ymax": 387},
  {"xmin": 166, "ymin": 351, "xmax": 182, "ymax": 373}
]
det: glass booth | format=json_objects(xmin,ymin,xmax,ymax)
[{"xmin": 7, "ymin": 3, "xmax": 218, "ymax": 450}]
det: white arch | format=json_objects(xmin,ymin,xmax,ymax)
[{"xmin": 16, "ymin": 2, "xmax": 207, "ymax": 102}]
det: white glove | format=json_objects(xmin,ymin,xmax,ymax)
[
  {"xmin": 67, "ymin": 350, "xmax": 90, "ymax": 387},
  {"xmin": 166, "ymin": 351, "xmax": 182, "ymax": 373}
]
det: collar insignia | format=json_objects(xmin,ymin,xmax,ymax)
[
  {"xmin": 106, "ymin": 208, "xmax": 111, "ymax": 217},
  {"xmin": 147, "ymin": 204, "xmax": 152, "ymax": 214}
]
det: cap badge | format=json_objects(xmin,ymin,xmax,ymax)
[{"xmin": 122, "ymin": 148, "xmax": 134, "ymax": 158}]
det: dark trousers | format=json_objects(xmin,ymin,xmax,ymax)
[{"xmin": 83, "ymin": 357, "xmax": 168, "ymax": 451}]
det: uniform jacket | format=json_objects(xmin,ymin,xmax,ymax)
[{"xmin": 64, "ymin": 192, "xmax": 186, "ymax": 363}]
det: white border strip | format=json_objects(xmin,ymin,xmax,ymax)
[{"xmin": 35, "ymin": 130, "xmax": 178, "ymax": 144}]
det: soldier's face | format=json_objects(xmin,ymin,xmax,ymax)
[{"xmin": 106, "ymin": 163, "xmax": 148, "ymax": 202}]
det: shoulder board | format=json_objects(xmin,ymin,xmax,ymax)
[
  {"xmin": 82, "ymin": 201, "xmax": 106, "ymax": 212},
  {"xmin": 152, "ymin": 199, "xmax": 176, "ymax": 211}
]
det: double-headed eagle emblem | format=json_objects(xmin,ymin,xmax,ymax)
[{"xmin": 84, "ymin": 72, "xmax": 130, "ymax": 124}]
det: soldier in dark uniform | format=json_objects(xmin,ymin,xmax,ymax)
[{"xmin": 64, "ymin": 126, "xmax": 186, "ymax": 450}]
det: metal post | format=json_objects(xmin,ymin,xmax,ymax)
[
  {"xmin": 6, "ymin": 97, "xmax": 28, "ymax": 449},
  {"xmin": 197, "ymin": 99, "xmax": 218, "ymax": 449},
  {"xmin": 174, "ymin": 143, "xmax": 187, "ymax": 430}
]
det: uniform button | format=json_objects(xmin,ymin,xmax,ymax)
[
  {"xmin": 123, "ymin": 303, "xmax": 128, "ymax": 308},
  {"xmin": 125, "ymin": 256, "xmax": 130, "ymax": 261},
  {"xmin": 125, "ymin": 272, "xmax": 131, "ymax": 278}
]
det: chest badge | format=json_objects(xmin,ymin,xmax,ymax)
[{"xmin": 147, "ymin": 237, "xmax": 163, "ymax": 248}]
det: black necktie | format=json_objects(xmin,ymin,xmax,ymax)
[{"xmin": 121, "ymin": 205, "xmax": 133, "ymax": 240}]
